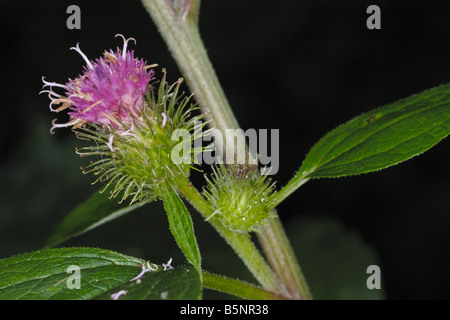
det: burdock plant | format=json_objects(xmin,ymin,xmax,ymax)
[{"xmin": 1, "ymin": 0, "xmax": 450, "ymax": 301}]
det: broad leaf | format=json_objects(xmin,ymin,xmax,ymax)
[
  {"xmin": 302, "ymin": 84, "xmax": 450, "ymax": 178},
  {"xmin": 45, "ymin": 189, "xmax": 144, "ymax": 247},
  {"xmin": 272, "ymin": 84, "xmax": 450, "ymax": 206},
  {"xmin": 161, "ymin": 185, "xmax": 201, "ymax": 275},
  {"xmin": 0, "ymin": 247, "xmax": 201, "ymax": 300}
]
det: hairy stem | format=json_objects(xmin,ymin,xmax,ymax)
[
  {"xmin": 257, "ymin": 215, "xmax": 312, "ymax": 299},
  {"xmin": 143, "ymin": 0, "xmax": 311, "ymax": 299},
  {"xmin": 142, "ymin": 0, "xmax": 243, "ymax": 155}
]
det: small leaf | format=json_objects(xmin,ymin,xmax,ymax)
[
  {"xmin": 45, "ymin": 189, "xmax": 145, "ymax": 248},
  {"xmin": 0, "ymin": 248, "xmax": 201, "ymax": 300},
  {"xmin": 301, "ymin": 84, "xmax": 450, "ymax": 178},
  {"xmin": 161, "ymin": 185, "xmax": 201, "ymax": 275}
]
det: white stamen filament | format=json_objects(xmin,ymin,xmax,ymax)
[
  {"xmin": 70, "ymin": 43, "xmax": 94, "ymax": 69},
  {"xmin": 41, "ymin": 76, "xmax": 69, "ymax": 90},
  {"xmin": 162, "ymin": 258, "xmax": 174, "ymax": 271},
  {"xmin": 40, "ymin": 90, "xmax": 63, "ymax": 111},
  {"xmin": 39, "ymin": 89, "xmax": 62, "ymax": 98},
  {"xmin": 48, "ymin": 99, "xmax": 63, "ymax": 112},
  {"xmin": 39, "ymin": 83, "xmax": 72, "ymax": 112},
  {"xmin": 110, "ymin": 290, "xmax": 127, "ymax": 300},
  {"xmin": 130, "ymin": 261, "xmax": 158, "ymax": 282},
  {"xmin": 115, "ymin": 34, "xmax": 136, "ymax": 58},
  {"xmin": 50, "ymin": 118, "xmax": 82, "ymax": 134},
  {"xmin": 48, "ymin": 101, "xmax": 58, "ymax": 112}
]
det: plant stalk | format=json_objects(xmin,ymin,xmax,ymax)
[
  {"xmin": 142, "ymin": 0, "xmax": 243, "ymax": 156},
  {"xmin": 142, "ymin": 0, "xmax": 311, "ymax": 299},
  {"xmin": 202, "ymin": 271, "xmax": 286, "ymax": 300},
  {"xmin": 257, "ymin": 214, "xmax": 312, "ymax": 299}
]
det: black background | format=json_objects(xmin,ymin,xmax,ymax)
[{"xmin": 0, "ymin": 0, "xmax": 449, "ymax": 300}]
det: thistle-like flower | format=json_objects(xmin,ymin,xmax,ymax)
[
  {"xmin": 41, "ymin": 35, "xmax": 207, "ymax": 204},
  {"xmin": 41, "ymin": 34, "xmax": 155, "ymax": 133},
  {"xmin": 203, "ymin": 163, "xmax": 277, "ymax": 233}
]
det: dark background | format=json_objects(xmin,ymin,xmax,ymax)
[{"xmin": 0, "ymin": 0, "xmax": 449, "ymax": 299}]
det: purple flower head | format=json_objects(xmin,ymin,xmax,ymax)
[{"xmin": 41, "ymin": 34, "xmax": 155, "ymax": 133}]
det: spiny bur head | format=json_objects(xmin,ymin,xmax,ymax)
[
  {"xmin": 41, "ymin": 35, "xmax": 207, "ymax": 204},
  {"xmin": 76, "ymin": 72, "xmax": 206, "ymax": 203},
  {"xmin": 203, "ymin": 163, "xmax": 277, "ymax": 234}
]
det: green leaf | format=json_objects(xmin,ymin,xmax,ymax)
[
  {"xmin": 96, "ymin": 265, "xmax": 201, "ymax": 300},
  {"xmin": 45, "ymin": 189, "xmax": 144, "ymax": 248},
  {"xmin": 161, "ymin": 185, "xmax": 201, "ymax": 275},
  {"xmin": 302, "ymin": 84, "xmax": 450, "ymax": 178},
  {"xmin": 271, "ymin": 84, "xmax": 450, "ymax": 207},
  {"xmin": 0, "ymin": 247, "xmax": 201, "ymax": 300}
]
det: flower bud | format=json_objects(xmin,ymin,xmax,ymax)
[{"xmin": 203, "ymin": 164, "xmax": 277, "ymax": 233}]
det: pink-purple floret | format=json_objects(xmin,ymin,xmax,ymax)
[{"xmin": 66, "ymin": 48, "xmax": 154, "ymax": 127}]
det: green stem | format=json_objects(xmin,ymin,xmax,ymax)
[
  {"xmin": 202, "ymin": 271, "xmax": 285, "ymax": 300},
  {"xmin": 141, "ymin": 0, "xmax": 243, "ymax": 155},
  {"xmin": 257, "ymin": 215, "xmax": 312, "ymax": 299},
  {"xmin": 143, "ymin": 0, "xmax": 310, "ymax": 299}
]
